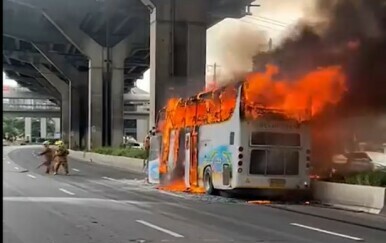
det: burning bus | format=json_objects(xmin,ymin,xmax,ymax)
[{"xmin": 148, "ymin": 65, "xmax": 346, "ymax": 195}]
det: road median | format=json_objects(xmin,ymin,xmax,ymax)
[
  {"xmin": 312, "ymin": 181, "xmax": 386, "ymax": 215},
  {"xmin": 68, "ymin": 150, "xmax": 145, "ymax": 174}
]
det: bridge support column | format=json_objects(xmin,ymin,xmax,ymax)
[
  {"xmin": 33, "ymin": 43, "xmax": 85, "ymax": 149},
  {"xmin": 54, "ymin": 118, "xmax": 61, "ymax": 134},
  {"xmin": 35, "ymin": 12, "xmax": 134, "ymax": 148},
  {"xmin": 110, "ymin": 41, "xmax": 132, "ymax": 147},
  {"xmin": 40, "ymin": 118, "xmax": 47, "ymax": 139},
  {"xmin": 86, "ymin": 39, "xmax": 131, "ymax": 149},
  {"xmin": 145, "ymin": 0, "xmax": 207, "ymax": 127},
  {"xmin": 87, "ymin": 51, "xmax": 104, "ymax": 149},
  {"xmin": 137, "ymin": 119, "xmax": 149, "ymax": 142},
  {"xmin": 35, "ymin": 64, "xmax": 70, "ymax": 146},
  {"xmin": 25, "ymin": 117, "xmax": 31, "ymax": 142},
  {"xmin": 70, "ymin": 87, "xmax": 80, "ymax": 149}
]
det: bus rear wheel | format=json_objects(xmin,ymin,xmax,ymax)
[{"xmin": 204, "ymin": 167, "xmax": 217, "ymax": 195}]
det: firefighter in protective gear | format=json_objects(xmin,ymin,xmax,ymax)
[
  {"xmin": 53, "ymin": 140, "xmax": 70, "ymax": 175},
  {"xmin": 37, "ymin": 141, "xmax": 54, "ymax": 174}
]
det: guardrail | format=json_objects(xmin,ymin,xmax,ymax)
[{"xmin": 3, "ymin": 103, "xmax": 60, "ymax": 111}]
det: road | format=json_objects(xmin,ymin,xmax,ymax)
[{"xmin": 3, "ymin": 146, "xmax": 386, "ymax": 243}]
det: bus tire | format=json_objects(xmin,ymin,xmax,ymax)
[{"xmin": 204, "ymin": 167, "xmax": 217, "ymax": 195}]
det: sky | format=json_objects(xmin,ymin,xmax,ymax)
[{"xmin": 3, "ymin": 0, "xmax": 309, "ymax": 92}]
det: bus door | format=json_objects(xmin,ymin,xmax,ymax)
[
  {"xmin": 190, "ymin": 128, "xmax": 199, "ymax": 187},
  {"xmin": 184, "ymin": 133, "xmax": 191, "ymax": 188}
]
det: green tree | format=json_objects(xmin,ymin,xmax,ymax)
[{"xmin": 3, "ymin": 117, "xmax": 24, "ymax": 138}]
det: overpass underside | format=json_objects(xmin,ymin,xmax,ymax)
[{"xmin": 3, "ymin": 0, "xmax": 253, "ymax": 149}]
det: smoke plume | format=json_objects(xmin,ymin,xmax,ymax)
[
  {"xmin": 252, "ymin": 0, "xmax": 386, "ymax": 169},
  {"xmin": 266, "ymin": 0, "xmax": 386, "ymax": 114},
  {"xmin": 208, "ymin": 21, "xmax": 269, "ymax": 86}
]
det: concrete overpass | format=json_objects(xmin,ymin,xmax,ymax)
[{"xmin": 3, "ymin": 0, "xmax": 254, "ymax": 149}]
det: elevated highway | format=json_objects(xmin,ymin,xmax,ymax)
[{"xmin": 3, "ymin": 0, "xmax": 254, "ymax": 149}]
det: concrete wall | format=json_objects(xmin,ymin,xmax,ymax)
[
  {"xmin": 312, "ymin": 181, "xmax": 386, "ymax": 215},
  {"xmin": 68, "ymin": 150, "xmax": 144, "ymax": 173}
]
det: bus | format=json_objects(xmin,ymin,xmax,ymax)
[{"xmin": 148, "ymin": 82, "xmax": 311, "ymax": 195}]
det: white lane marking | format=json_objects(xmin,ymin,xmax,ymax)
[
  {"xmin": 102, "ymin": 176, "xmax": 117, "ymax": 181},
  {"xmin": 72, "ymin": 168, "xmax": 80, "ymax": 172},
  {"xmin": 136, "ymin": 220, "xmax": 184, "ymax": 238},
  {"xmin": 290, "ymin": 223, "xmax": 364, "ymax": 241},
  {"xmin": 27, "ymin": 174, "xmax": 36, "ymax": 179},
  {"xmin": 59, "ymin": 188, "xmax": 75, "ymax": 196},
  {"xmin": 14, "ymin": 166, "xmax": 19, "ymax": 170}
]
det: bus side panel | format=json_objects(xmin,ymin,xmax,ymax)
[
  {"xmin": 197, "ymin": 87, "xmax": 243, "ymax": 190},
  {"xmin": 197, "ymin": 118, "xmax": 240, "ymax": 190}
]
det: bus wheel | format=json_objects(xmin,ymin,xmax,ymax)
[{"xmin": 204, "ymin": 167, "xmax": 216, "ymax": 195}]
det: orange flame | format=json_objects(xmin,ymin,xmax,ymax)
[
  {"xmin": 157, "ymin": 64, "xmax": 347, "ymax": 193},
  {"xmin": 243, "ymin": 65, "xmax": 347, "ymax": 121}
]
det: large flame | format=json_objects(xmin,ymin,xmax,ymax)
[
  {"xmin": 157, "ymin": 64, "xmax": 347, "ymax": 193},
  {"xmin": 243, "ymin": 65, "xmax": 347, "ymax": 121}
]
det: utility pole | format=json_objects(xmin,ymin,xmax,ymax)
[{"xmin": 207, "ymin": 63, "xmax": 221, "ymax": 87}]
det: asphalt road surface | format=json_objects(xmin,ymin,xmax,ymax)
[{"xmin": 3, "ymin": 146, "xmax": 386, "ymax": 243}]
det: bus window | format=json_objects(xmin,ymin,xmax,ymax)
[
  {"xmin": 250, "ymin": 150, "xmax": 266, "ymax": 174},
  {"xmin": 250, "ymin": 150, "xmax": 299, "ymax": 175},
  {"xmin": 267, "ymin": 150, "xmax": 285, "ymax": 175},
  {"xmin": 251, "ymin": 132, "xmax": 300, "ymax": 147},
  {"xmin": 285, "ymin": 151, "xmax": 299, "ymax": 175}
]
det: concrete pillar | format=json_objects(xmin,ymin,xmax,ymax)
[
  {"xmin": 33, "ymin": 64, "xmax": 70, "ymax": 145},
  {"xmin": 110, "ymin": 48, "xmax": 127, "ymax": 147},
  {"xmin": 70, "ymin": 86, "xmax": 80, "ymax": 149},
  {"xmin": 40, "ymin": 118, "xmax": 47, "ymax": 138},
  {"xmin": 33, "ymin": 11, "xmax": 134, "ymax": 149},
  {"xmin": 25, "ymin": 117, "xmax": 31, "ymax": 142},
  {"xmin": 147, "ymin": 0, "xmax": 207, "ymax": 126},
  {"xmin": 61, "ymin": 91, "xmax": 70, "ymax": 144},
  {"xmin": 137, "ymin": 118, "xmax": 149, "ymax": 142},
  {"xmin": 88, "ymin": 54, "xmax": 104, "ymax": 149},
  {"xmin": 54, "ymin": 118, "xmax": 61, "ymax": 133}
]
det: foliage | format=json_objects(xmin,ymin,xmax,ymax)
[
  {"xmin": 334, "ymin": 171, "xmax": 386, "ymax": 187},
  {"xmin": 2, "ymin": 117, "xmax": 56, "ymax": 139},
  {"xmin": 92, "ymin": 147, "xmax": 147, "ymax": 159},
  {"xmin": 345, "ymin": 171, "xmax": 386, "ymax": 187},
  {"xmin": 3, "ymin": 118, "xmax": 24, "ymax": 138}
]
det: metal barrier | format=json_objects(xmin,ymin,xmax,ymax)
[{"xmin": 3, "ymin": 103, "xmax": 60, "ymax": 111}]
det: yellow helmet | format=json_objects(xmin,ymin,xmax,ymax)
[{"xmin": 55, "ymin": 140, "xmax": 64, "ymax": 147}]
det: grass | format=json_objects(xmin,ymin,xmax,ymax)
[{"xmin": 91, "ymin": 147, "xmax": 147, "ymax": 159}]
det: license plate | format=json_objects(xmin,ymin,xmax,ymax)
[{"xmin": 270, "ymin": 179, "xmax": 286, "ymax": 188}]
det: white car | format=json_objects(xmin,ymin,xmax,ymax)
[{"xmin": 331, "ymin": 151, "xmax": 386, "ymax": 176}]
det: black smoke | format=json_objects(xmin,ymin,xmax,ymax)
[
  {"xmin": 254, "ymin": 0, "xmax": 386, "ymax": 170},
  {"xmin": 258, "ymin": 0, "xmax": 386, "ymax": 115}
]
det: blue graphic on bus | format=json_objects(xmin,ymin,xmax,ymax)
[
  {"xmin": 148, "ymin": 159, "xmax": 160, "ymax": 184},
  {"xmin": 199, "ymin": 145, "xmax": 232, "ymax": 172}
]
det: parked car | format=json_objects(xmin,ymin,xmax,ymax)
[{"xmin": 330, "ymin": 151, "xmax": 386, "ymax": 177}]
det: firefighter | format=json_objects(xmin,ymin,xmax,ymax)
[
  {"xmin": 53, "ymin": 140, "xmax": 70, "ymax": 175},
  {"xmin": 37, "ymin": 141, "xmax": 54, "ymax": 174},
  {"xmin": 143, "ymin": 131, "xmax": 151, "ymax": 171}
]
